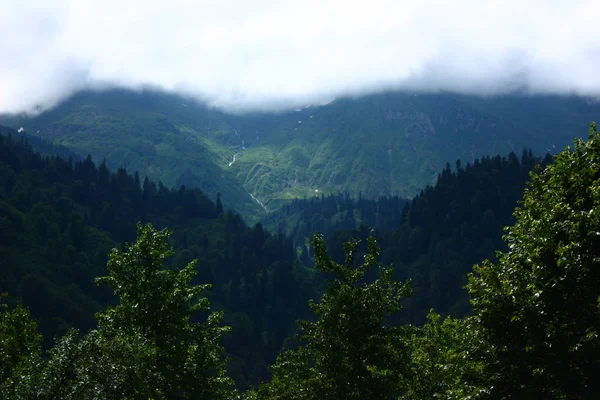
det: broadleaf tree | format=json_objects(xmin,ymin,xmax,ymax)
[
  {"xmin": 88, "ymin": 222, "xmax": 236, "ymax": 399},
  {"xmin": 30, "ymin": 222, "xmax": 237, "ymax": 400},
  {"xmin": 468, "ymin": 123, "xmax": 600, "ymax": 398},
  {"xmin": 403, "ymin": 311, "xmax": 486, "ymax": 400},
  {"xmin": 0, "ymin": 294, "xmax": 43, "ymax": 399},
  {"xmin": 254, "ymin": 233, "xmax": 413, "ymax": 400}
]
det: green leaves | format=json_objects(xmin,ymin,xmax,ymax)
[
  {"xmin": 404, "ymin": 311, "xmax": 486, "ymax": 400},
  {"xmin": 257, "ymin": 233, "xmax": 412, "ymax": 400},
  {"xmin": 0, "ymin": 295, "xmax": 43, "ymax": 399},
  {"xmin": 467, "ymin": 123, "xmax": 600, "ymax": 398},
  {"xmin": 87, "ymin": 222, "xmax": 236, "ymax": 399},
  {"xmin": 0, "ymin": 223, "xmax": 237, "ymax": 399}
]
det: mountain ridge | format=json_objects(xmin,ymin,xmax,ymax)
[{"xmin": 2, "ymin": 88, "xmax": 598, "ymax": 220}]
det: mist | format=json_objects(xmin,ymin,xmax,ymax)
[{"xmin": 2, "ymin": 0, "xmax": 600, "ymax": 114}]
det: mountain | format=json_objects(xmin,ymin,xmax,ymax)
[
  {"xmin": 262, "ymin": 193, "xmax": 408, "ymax": 264},
  {"xmin": 263, "ymin": 150, "xmax": 549, "ymax": 323},
  {"xmin": 2, "ymin": 89, "xmax": 598, "ymax": 220},
  {"xmin": 0, "ymin": 125, "xmax": 316, "ymax": 389},
  {"xmin": 0, "ymin": 91, "xmax": 263, "ymax": 217},
  {"xmin": 0, "ymin": 119, "xmax": 561, "ymax": 392},
  {"xmin": 3, "ymin": 119, "xmax": 600, "ymax": 399}
]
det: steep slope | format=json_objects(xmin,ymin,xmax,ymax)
[
  {"xmin": 0, "ymin": 125, "xmax": 315, "ymax": 388},
  {"xmin": 239, "ymin": 93, "xmax": 595, "ymax": 202},
  {"xmin": 264, "ymin": 150, "xmax": 551, "ymax": 323},
  {"xmin": 1, "ymin": 91, "xmax": 262, "ymax": 217},
  {"xmin": 3, "ymin": 89, "xmax": 599, "ymax": 218}
]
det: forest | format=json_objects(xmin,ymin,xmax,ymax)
[
  {"xmin": 1, "ymin": 122, "xmax": 600, "ymax": 399},
  {"xmin": 7, "ymin": 89, "xmax": 598, "ymax": 218},
  {"xmin": 0, "ymin": 124, "xmax": 315, "ymax": 388}
]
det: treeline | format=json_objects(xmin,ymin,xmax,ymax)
[
  {"xmin": 263, "ymin": 193, "xmax": 407, "ymax": 263},
  {"xmin": 0, "ymin": 125, "xmax": 316, "ymax": 388},
  {"xmin": 2, "ymin": 124, "xmax": 600, "ymax": 399},
  {"xmin": 379, "ymin": 150, "xmax": 553, "ymax": 321},
  {"xmin": 266, "ymin": 150, "xmax": 551, "ymax": 323}
]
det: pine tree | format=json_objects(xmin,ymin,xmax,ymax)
[{"xmin": 216, "ymin": 192, "xmax": 224, "ymax": 216}]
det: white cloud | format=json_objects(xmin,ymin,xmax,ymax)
[{"xmin": 1, "ymin": 0, "xmax": 600, "ymax": 114}]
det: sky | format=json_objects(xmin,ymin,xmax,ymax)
[{"xmin": 2, "ymin": 0, "xmax": 600, "ymax": 114}]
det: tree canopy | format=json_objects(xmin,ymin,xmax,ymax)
[
  {"xmin": 254, "ymin": 233, "xmax": 413, "ymax": 400},
  {"xmin": 3, "ymin": 123, "xmax": 600, "ymax": 398},
  {"xmin": 1, "ymin": 223, "xmax": 237, "ymax": 399},
  {"xmin": 468, "ymin": 123, "xmax": 600, "ymax": 398}
]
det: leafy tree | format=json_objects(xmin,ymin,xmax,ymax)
[
  {"xmin": 468, "ymin": 123, "xmax": 600, "ymax": 398},
  {"xmin": 254, "ymin": 233, "xmax": 413, "ymax": 400},
  {"xmin": 0, "ymin": 129, "xmax": 314, "ymax": 388},
  {"xmin": 32, "ymin": 223, "xmax": 237, "ymax": 399},
  {"xmin": 35, "ymin": 330, "xmax": 90, "ymax": 399},
  {"xmin": 0, "ymin": 294, "xmax": 42, "ymax": 399},
  {"xmin": 404, "ymin": 311, "xmax": 485, "ymax": 400},
  {"xmin": 87, "ymin": 222, "xmax": 237, "ymax": 399}
]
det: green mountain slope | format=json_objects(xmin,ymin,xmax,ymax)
[
  {"xmin": 3, "ymin": 89, "xmax": 599, "ymax": 219},
  {"xmin": 1, "ymin": 90, "xmax": 263, "ymax": 217},
  {"xmin": 0, "ymin": 125, "xmax": 316, "ymax": 388},
  {"xmin": 263, "ymin": 149, "xmax": 550, "ymax": 323}
]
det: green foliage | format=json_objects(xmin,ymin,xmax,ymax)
[
  {"xmin": 35, "ymin": 330, "xmax": 90, "ymax": 399},
  {"xmin": 0, "ymin": 294, "xmax": 43, "ymax": 399},
  {"xmin": 28, "ymin": 223, "xmax": 237, "ymax": 399},
  {"xmin": 268, "ymin": 150, "xmax": 545, "ymax": 324},
  {"xmin": 3, "ymin": 90, "xmax": 261, "ymax": 218},
  {"xmin": 0, "ymin": 127, "xmax": 316, "ymax": 388},
  {"xmin": 6, "ymin": 89, "xmax": 599, "ymax": 219},
  {"xmin": 468, "ymin": 123, "xmax": 600, "ymax": 398},
  {"xmin": 263, "ymin": 194, "xmax": 406, "ymax": 263},
  {"xmin": 256, "ymin": 234, "xmax": 413, "ymax": 400},
  {"xmin": 82, "ymin": 222, "xmax": 236, "ymax": 399},
  {"xmin": 404, "ymin": 311, "xmax": 485, "ymax": 400},
  {"xmin": 383, "ymin": 151, "xmax": 546, "ymax": 323},
  {"xmin": 7, "ymin": 115, "xmax": 600, "ymax": 398}
]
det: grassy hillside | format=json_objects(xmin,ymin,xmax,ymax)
[
  {"xmin": 2, "ymin": 89, "xmax": 598, "ymax": 220},
  {"xmin": 0, "ymin": 124, "xmax": 315, "ymax": 388},
  {"xmin": 1, "ymin": 90, "xmax": 262, "ymax": 217}
]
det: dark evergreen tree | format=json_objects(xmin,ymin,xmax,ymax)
[
  {"xmin": 0, "ymin": 126, "xmax": 315, "ymax": 389},
  {"xmin": 216, "ymin": 192, "xmax": 224, "ymax": 215}
]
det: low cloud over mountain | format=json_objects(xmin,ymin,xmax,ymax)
[{"xmin": 2, "ymin": 0, "xmax": 599, "ymax": 114}]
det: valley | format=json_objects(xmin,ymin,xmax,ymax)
[
  {"xmin": 4, "ymin": 1, "xmax": 600, "ymax": 397},
  {"xmin": 3, "ymin": 89, "xmax": 599, "ymax": 222},
  {"xmin": 2, "ymin": 118, "xmax": 599, "ymax": 397}
]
